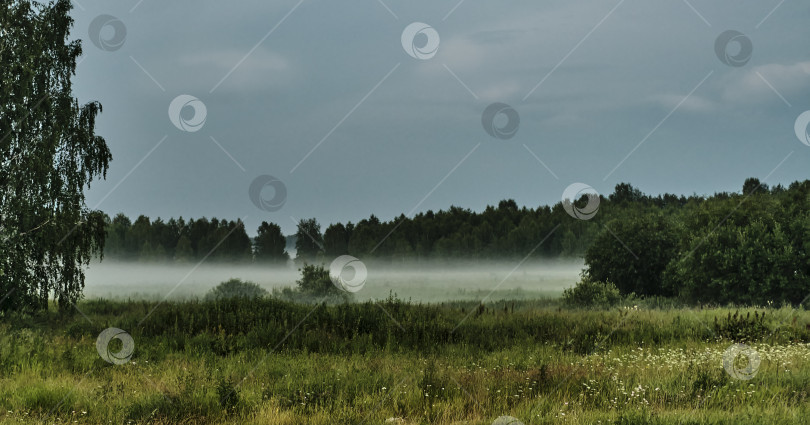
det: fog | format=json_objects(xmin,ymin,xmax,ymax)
[{"xmin": 83, "ymin": 259, "xmax": 584, "ymax": 303}]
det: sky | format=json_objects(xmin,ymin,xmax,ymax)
[{"xmin": 69, "ymin": 0, "xmax": 810, "ymax": 235}]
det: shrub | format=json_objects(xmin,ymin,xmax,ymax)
[
  {"xmin": 216, "ymin": 378, "xmax": 240, "ymax": 412},
  {"xmin": 296, "ymin": 264, "xmax": 334, "ymax": 295},
  {"xmin": 585, "ymin": 212, "xmax": 679, "ymax": 297},
  {"xmin": 273, "ymin": 264, "xmax": 350, "ymax": 303},
  {"xmin": 562, "ymin": 277, "xmax": 622, "ymax": 307},
  {"xmin": 713, "ymin": 310, "xmax": 770, "ymax": 342},
  {"xmin": 204, "ymin": 279, "xmax": 267, "ymax": 302},
  {"xmin": 664, "ymin": 219, "xmax": 798, "ymax": 305}
]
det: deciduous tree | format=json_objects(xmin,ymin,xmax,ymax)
[{"xmin": 0, "ymin": 0, "xmax": 112, "ymax": 311}]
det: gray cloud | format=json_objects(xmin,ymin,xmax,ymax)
[{"xmin": 70, "ymin": 0, "xmax": 810, "ymax": 235}]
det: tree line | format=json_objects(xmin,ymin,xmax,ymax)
[
  {"xmin": 583, "ymin": 178, "xmax": 810, "ymax": 306},
  {"xmin": 23, "ymin": 174, "xmax": 810, "ymax": 310},
  {"xmin": 291, "ymin": 183, "xmax": 699, "ymax": 263},
  {"xmin": 103, "ymin": 177, "xmax": 810, "ymax": 306},
  {"xmin": 103, "ymin": 214, "xmax": 288, "ymax": 263},
  {"xmin": 102, "ymin": 182, "xmax": 699, "ymax": 264}
]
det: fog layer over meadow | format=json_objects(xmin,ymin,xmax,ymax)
[{"xmin": 83, "ymin": 259, "xmax": 584, "ymax": 302}]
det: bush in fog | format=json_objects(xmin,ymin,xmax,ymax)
[
  {"xmin": 204, "ymin": 278, "xmax": 268, "ymax": 301},
  {"xmin": 295, "ymin": 264, "xmax": 333, "ymax": 295},
  {"xmin": 273, "ymin": 263, "xmax": 349, "ymax": 303},
  {"xmin": 562, "ymin": 277, "xmax": 622, "ymax": 307}
]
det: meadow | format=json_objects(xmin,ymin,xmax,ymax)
[
  {"xmin": 1, "ymin": 296, "xmax": 809, "ymax": 424},
  {"xmin": 4, "ymin": 1, "xmax": 809, "ymax": 424}
]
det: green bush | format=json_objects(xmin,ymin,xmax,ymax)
[
  {"xmin": 664, "ymin": 219, "xmax": 798, "ymax": 305},
  {"xmin": 216, "ymin": 378, "xmax": 240, "ymax": 412},
  {"xmin": 272, "ymin": 263, "xmax": 350, "ymax": 303},
  {"xmin": 204, "ymin": 279, "xmax": 267, "ymax": 302},
  {"xmin": 296, "ymin": 264, "xmax": 334, "ymax": 295},
  {"xmin": 713, "ymin": 310, "xmax": 770, "ymax": 342},
  {"xmin": 562, "ymin": 277, "xmax": 622, "ymax": 307},
  {"xmin": 584, "ymin": 212, "xmax": 679, "ymax": 297}
]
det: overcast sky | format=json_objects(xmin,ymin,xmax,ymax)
[{"xmin": 70, "ymin": 0, "xmax": 810, "ymax": 235}]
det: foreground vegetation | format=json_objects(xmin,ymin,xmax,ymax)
[{"xmin": 1, "ymin": 297, "xmax": 809, "ymax": 424}]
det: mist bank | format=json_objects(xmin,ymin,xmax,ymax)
[{"xmin": 83, "ymin": 258, "xmax": 584, "ymax": 303}]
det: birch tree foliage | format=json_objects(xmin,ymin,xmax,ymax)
[{"xmin": 0, "ymin": 0, "xmax": 112, "ymax": 312}]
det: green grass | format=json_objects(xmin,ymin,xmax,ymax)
[{"xmin": 0, "ymin": 298, "xmax": 809, "ymax": 424}]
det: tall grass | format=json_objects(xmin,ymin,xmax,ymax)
[{"xmin": 0, "ymin": 297, "xmax": 808, "ymax": 424}]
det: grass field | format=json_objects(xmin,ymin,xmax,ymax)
[{"xmin": 1, "ymin": 297, "xmax": 809, "ymax": 424}]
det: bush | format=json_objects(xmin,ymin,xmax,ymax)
[
  {"xmin": 273, "ymin": 264, "xmax": 350, "ymax": 303},
  {"xmin": 713, "ymin": 310, "xmax": 770, "ymax": 342},
  {"xmin": 296, "ymin": 264, "xmax": 334, "ymax": 295},
  {"xmin": 562, "ymin": 277, "xmax": 622, "ymax": 307},
  {"xmin": 216, "ymin": 378, "xmax": 240, "ymax": 412},
  {"xmin": 664, "ymin": 219, "xmax": 798, "ymax": 305},
  {"xmin": 584, "ymin": 212, "xmax": 679, "ymax": 297},
  {"xmin": 204, "ymin": 279, "xmax": 267, "ymax": 302}
]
